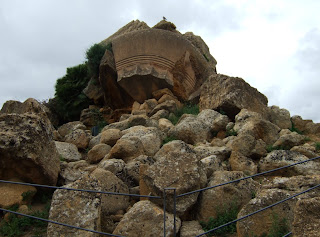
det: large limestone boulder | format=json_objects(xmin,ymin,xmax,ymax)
[
  {"xmin": 100, "ymin": 128, "xmax": 123, "ymax": 146},
  {"xmin": 108, "ymin": 126, "xmax": 162, "ymax": 162},
  {"xmin": 234, "ymin": 109, "xmax": 280, "ymax": 145},
  {"xmin": 268, "ymin": 105, "xmax": 291, "ymax": 129},
  {"xmin": 200, "ymin": 74, "xmax": 268, "ymax": 119},
  {"xmin": 47, "ymin": 172, "xmax": 102, "ymax": 237},
  {"xmin": 55, "ymin": 141, "xmax": 82, "ymax": 162},
  {"xmin": 113, "ymin": 200, "xmax": 181, "ymax": 237},
  {"xmin": 65, "ymin": 128, "xmax": 91, "ymax": 149},
  {"xmin": 180, "ymin": 221, "xmax": 207, "ymax": 237},
  {"xmin": 83, "ymin": 77, "xmax": 105, "ymax": 105},
  {"xmin": 87, "ymin": 144, "xmax": 112, "ymax": 164},
  {"xmin": 197, "ymin": 171, "xmax": 258, "ymax": 222},
  {"xmin": 59, "ymin": 160, "xmax": 96, "ymax": 185},
  {"xmin": 259, "ymin": 150, "xmax": 320, "ymax": 176},
  {"xmin": 272, "ymin": 129, "xmax": 305, "ymax": 149},
  {"xmin": 292, "ymin": 197, "xmax": 320, "ymax": 237},
  {"xmin": 0, "ymin": 113, "xmax": 60, "ymax": 185},
  {"xmin": 142, "ymin": 141, "xmax": 206, "ymax": 216},
  {"xmin": 229, "ymin": 151, "xmax": 257, "ymax": 175},
  {"xmin": 237, "ymin": 189, "xmax": 294, "ymax": 237},
  {"xmin": 0, "ymin": 179, "xmax": 36, "ymax": 208},
  {"xmin": 57, "ymin": 121, "xmax": 86, "ymax": 138}
]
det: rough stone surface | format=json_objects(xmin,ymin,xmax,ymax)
[
  {"xmin": 259, "ymin": 150, "xmax": 320, "ymax": 176},
  {"xmin": 180, "ymin": 221, "xmax": 207, "ymax": 237},
  {"xmin": 125, "ymin": 155, "xmax": 155, "ymax": 185},
  {"xmin": 229, "ymin": 151, "xmax": 257, "ymax": 175},
  {"xmin": 0, "ymin": 179, "xmax": 36, "ymax": 208},
  {"xmin": 47, "ymin": 173, "xmax": 102, "ymax": 237},
  {"xmin": 234, "ymin": 109, "xmax": 280, "ymax": 145},
  {"xmin": 226, "ymin": 133, "xmax": 256, "ymax": 157},
  {"xmin": 273, "ymin": 131, "xmax": 305, "ymax": 149},
  {"xmin": 237, "ymin": 189, "xmax": 294, "ymax": 237},
  {"xmin": 83, "ymin": 77, "xmax": 105, "ymax": 105},
  {"xmin": 113, "ymin": 200, "xmax": 181, "ymax": 237},
  {"xmin": 55, "ymin": 141, "xmax": 82, "ymax": 162},
  {"xmin": 291, "ymin": 143, "xmax": 318, "ymax": 158},
  {"xmin": 150, "ymin": 109, "xmax": 170, "ymax": 120},
  {"xmin": 194, "ymin": 145, "xmax": 231, "ymax": 161},
  {"xmin": 0, "ymin": 113, "xmax": 60, "ymax": 185},
  {"xmin": 143, "ymin": 141, "xmax": 205, "ymax": 216},
  {"xmin": 168, "ymin": 114, "xmax": 211, "ymax": 144},
  {"xmin": 98, "ymin": 158, "xmax": 125, "ymax": 175},
  {"xmin": 58, "ymin": 121, "xmax": 86, "ymax": 138},
  {"xmin": 59, "ymin": 160, "xmax": 96, "ymax": 185},
  {"xmin": 87, "ymin": 144, "xmax": 112, "ymax": 164},
  {"xmin": 65, "ymin": 128, "xmax": 91, "ymax": 149},
  {"xmin": 200, "ymin": 155, "xmax": 224, "ymax": 179},
  {"xmin": 268, "ymin": 105, "xmax": 291, "ymax": 129},
  {"xmin": 197, "ymin": 171, "xmax": 258, "ymax": 222},
  {"xmin": 292, "ymin": 197, "xmax": 320, "ymax": 237},
  {"xmin": 200, "ymin": 74, "xmax": 268, "ymax": 119}
]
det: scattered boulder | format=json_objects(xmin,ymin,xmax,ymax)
[
  {"xmin": 194, "ymin": 145, "xmax": 231, "ymax": 161},
  {"xmin": 55, "ymin": 141, "xmax": 82, "ymax": 162},
  {"xmin": 143, "ymin": 141, "xmax": 206, "ymax": 216},
  {"xmin": 200, "ymin": 74, "xmax": 268, "ymax": 119},
  {"xmin": 234, "ymin": 109, "xmax": 280, "ymax": 145},
  {"xmin": 113, "ymin": 200, "xmax": 181, "ymax": 237},
  {"xmin": 291, "ymin": 143, "xmax": 318, "ymax": 158},
  {"xmin": 258, "ymin": 150, "xmax": 320, "ymax": 176},
  {"xmin": 292, "ymin": 197, "xmax": 320, "ymax": 237},
  {"xmin": 272, "ymin": 130, "xmax": 305, "ymax": 149},
  {"xmin": 0, "ymin": 113, "xmax": 60, "ymax": 185},
  {"xmin": 57, "ymin": 121, "xmax": 86, "ymax": 138},
  {"xmin": 65, "ymin": 128, "xmax": 91, "ymax": 149},
  {"xmin": 237, "ymin": 189, "xmax": 294, "ymax": 237},
  {"xmin": 59, "ymin": 160, "xmax": 96, "ymax": 185},
  {"xmin": 200, "ymin": 155, "xmax": 224, "ymax": 179},
  {"xmin": 268, "ymin": 105, "xmax": 291, "ymax": 129},
  {"xmin": 125, "ymin": 155, "xmax": 155, "ymax": 185},
  {"xmin": 47, "ymin": 172, "xmax": 102, "ymax": 236},
  {"xmin": 180, "ymin": 220, "xmax": 207, "ymax": 237},
  {"xmin": 87, "ymin": 144, "xmax": 112, "ymax": 164},
  {"xmin": 229, "ymin": 151, "xmax": 257, "ymax": 175},
  {"xmin": 98, "ymin": 158, "xmax": 125, "ymax": 175},
  {"xmin": 0, "ymin": 179, "xmax": 36, "ymax": 208},
  {"xmin": 197, "ymin": 171, "xmax": 258, "ymax": 222}
]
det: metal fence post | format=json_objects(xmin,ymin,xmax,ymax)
[{"xmin": 163, "ymin": 189, "xmax": 167, "ymax": 237}]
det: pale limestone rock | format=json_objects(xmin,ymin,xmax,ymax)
[
  {"xmin": 0, "ymin": 179, "xmax": 36, "ymax": 208},
  {"xmin": 194, "ymin": 145, "xmax": 231, "ymax": 161},
  {"xmin": 47, "ymin": 173, "xmax": 102, "ymax": 237},
  {"xmin": 229, "ymin": 151, "xmax": 257, "ymax": 175},
  {"xmin": 0, "ymin": 113, "xmax": 60, "ymax": 185},
  {"xmin": 259, "ymin": 150, "xmax": 320, "ymax": 176},
  {"xmin": 143, "ymin": 141, "xmax": 206, "ymax": 216},
  {"xmin": 113, "ymin": 200, "xmax": 181, "ymax": 237},
  {"xmin": 125, "ymin": 155, "xmax": 155, "ymax": 185},
  {"xmin": 291, "ymin": 143, "xmax": 318, "ymax": 158},
  {"xmin": 158, "ymin": 118, "xmax": 174, "ymax": 134},
  {"xmin": 98, "ymin": 158, "xmax": 125, "ymax": 175},
  {"xmin": 200, "ymin": 74, "xmax": 268, "ymax": 119},
  {"xmin": 237, "ymin": 189, "xmax": 294, "ymax": 237},
  {"xmin": 273, "ymin": 130, "xmax": 305, "ymax": 149},
  {"xmin": 65, "ymin": 128, "xmax": 91, "ymax": 149},
  {"xmin": 268, "ymin": 105, "xmax": 291, "ymax": 129},
  {"xmin": 226, "ymin": 133, "xmax": 256, "ymax": 157},
  {"xmin": 58, "ymin": 121, "xmax": 86, "ymax": 138},
  {"xmin": 197, "ymin": 109, "xmax": 229, "ymax": 132},
  {"xmin": 150, "ymin": 109, "xmax": 170, "ymax": 120},
  {"xmin": 292, "ymin": 197, "xmax": 320, "ymax": 237},
  {"xmin": 59, "ymin": 160, "xmax": 95, "ymax": 185},
  {"xmin": 234, "ymin": 109, "xmax": 280, "ymax": 145},
  {"xmin": 87, "ymin": 144, "xmax": 112, "ymax": 164},
  {"xmin": 55, "ymin": 141, "xmax": 82, "ymax": 162},
  {"xmin": 180, "ymin": 221, "xmax": 207, "ymax": 237},
  {"xmin": 200, "ymin": 155, "xmax": 224, "ymax": 178},
  {"xmin": 197, "ymin": 171, "xmax": 258, "ymax": 222}
]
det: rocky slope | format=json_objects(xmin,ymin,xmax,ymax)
[{"xmin": 1, "ymin": 20, "xmax": 320, "ymax": 237}]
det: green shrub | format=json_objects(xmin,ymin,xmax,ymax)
[
  {"xmin": 268, "ymin": 213, "xmax": 289, "ymax": 237},
  {"xmin": 226, "ymin": 128, "xmax": 237, "ymax": 137},
  {"xmin": 86, "ymin": 43, "xmax": 109, "ymax": 77},
  {"xmin": 162, "ymin": 136, "xmax": 178, "ymax": 145},
  {"xmin": 54, "ymin": 64, "xmax": 92, "ymax": 122},
  {"xmin": 168, "ymin": 103, "xmax": 199, "ymax": 125},
  {"xmin": 315, "ymin": 142, "xmax": 320, "ymax": 151},
  {"xmin": 200, "ymin": 201, "xmax": 239, "ymax": 236},
  {"xmin": 266, "ymin": 145, "xmax": 290, "ymax": 153},
  {"xmin": 289, "ymin": 122, "xmax": 302, "ymax": 134}
]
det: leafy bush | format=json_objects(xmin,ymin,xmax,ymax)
[
  {"xmin": 168, "ymin": 103, "xmax": 199, "ymax": 125},
  {"xmin": 54, "ymin": 64, "xmax": 92, "ymax": 122},
  {"xmin": 86, "ymin": 43, "xmax": 109, "ymax": 77},
  {"xmin": 162, "ymin": 136, "xmax": 178, "ymax": 145},
  {"xmin": 266, "ymin": 145, "xmax": 290, "ymax": 153},
  {"xmin": 200, "ymin": 201, "xmax": 239, "ymax": 236},
  {"xmin": 315, "ymin": 142, "xmax": 320, "ymax": 151},
  {"xmin": 289, "ymin": 122, "xmax": 302, "ymax": 134}
]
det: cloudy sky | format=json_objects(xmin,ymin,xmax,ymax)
[{"xmin": 1, "ymin": 0, "xmax": 319, "ymax": 122}]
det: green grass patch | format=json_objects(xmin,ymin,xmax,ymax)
[
  {"xmin": 167, "ymin": 103, "xmax": 199, "ymax": 125},
  {"xmin": 226, "ymin": 128, "xmax": 237, "ymax": 137},
  {"xmin": 266, "ymin": 145, "xmax": 290, "ymax": 153},
  {"xmin": 315, "ymin": 142, "xmax": 320, "ymax": 151},
  {"xmin": 289, "ymin": 122, "xmax": 302, "ymax": 135},
  {"xmin": 200, "ymin": 201, "xmax": 239, "ymax": 236},
  {"xmin": 162, "ymin": 136, "xmax": 178, "ymax": 145}
]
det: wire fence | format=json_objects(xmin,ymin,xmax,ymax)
[{"xmin": 0, "ymin": 155, "xmax": 319, "ymax": 236}]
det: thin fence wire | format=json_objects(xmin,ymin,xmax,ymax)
[
  {"xmin": 0, "ymin": 179, "xmax": 161, "ymax": 199},
  {"xmin": 178, "ymin": 155, "xmax": 320, "ymax": 198},
  {"xmin": 196, "ymin": 183, "xmax": 320, "ymax": 236},
  {"xmin": 1, "ymin": 155, "xmax": 319, "ymax": 237},
  {"xmin": 283, "ymin": 232, "xmax": 292, "ymax": 237}
]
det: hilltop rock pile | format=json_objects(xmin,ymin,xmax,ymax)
[{"xmin": 1, "ymin": 20, "xmax": 320, "ymax": 237}]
